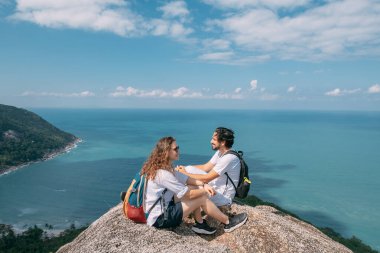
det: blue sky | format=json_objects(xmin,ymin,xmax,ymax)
[{"xmin": 0, "ymin": 0, "xmax": 379, "ymax": 110}]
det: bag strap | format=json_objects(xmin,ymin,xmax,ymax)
[
  {"xmin": 224, "ymin": 149, "xmax": 243, "ymax": 158},
  {"xmin": 124, "ymin": 179, "xmax": 136, "ymax": 205},
  {"xmin": 222, "ymin": 149, "xmax": 241, "ymax": 193},
  {"xmin": 224, "ymin": 172, "xmax": 237, "ymax": 192},
  {"xmin": 146, "ymin": 188, "xmax": 167, "ymax": 217}
]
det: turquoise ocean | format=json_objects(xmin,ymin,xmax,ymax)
[{"xmin": 0, "ymin": 109, "xmax": 379, "ymax": 250}]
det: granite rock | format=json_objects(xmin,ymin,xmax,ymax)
[{"xmin": 57, "ymin": 202, "xmax": 352, "ymax": 253}]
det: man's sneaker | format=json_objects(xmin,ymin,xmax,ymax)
[
  {"xmin": 224, "ymin": 213, "xmax": 248, "ymax": 233},
  {"xmin": 192, "ymin": 220, "xmax": 217, "ymax": 235},
  {"xmin": 120, "ymin": 191, "xmax": 126, "ymax": 202}
]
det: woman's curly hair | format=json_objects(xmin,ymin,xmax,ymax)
[{"xmin": 141, "ymin": 136, "xmax": 175, "ymax": 180}]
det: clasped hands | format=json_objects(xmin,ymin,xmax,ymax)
[{"xmin": 175, "ymin": 165, "xmax": 215, "ymax": 196}]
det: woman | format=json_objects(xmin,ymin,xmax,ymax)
[{"xmin": 142, "ymin": 136, "xmax": 247, "ymax": 234}]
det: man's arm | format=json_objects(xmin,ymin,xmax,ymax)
[{"xmin": 193, "ymin": 161, "xmax": 215, "ymax": 172}]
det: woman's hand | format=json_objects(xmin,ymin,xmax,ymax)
[
  {"xmin": 203, "ymin": 184, "xmax": 215, "ymax": 196},
  {"xmin": 175, "ymin": 165, "xmax": 186, "ymax": 174}
]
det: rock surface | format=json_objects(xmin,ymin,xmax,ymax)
[{"xmin": 57, "ymin": 202, "xmax": 352, "ymax": 253}]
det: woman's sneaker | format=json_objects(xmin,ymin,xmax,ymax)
[
  {"xmin": 192, "ymin": 220, "xmax": 217, "ymax": 235},
  {"xmin": 224, "ymin": 213, "xmax": 248, "ymax": 232}
]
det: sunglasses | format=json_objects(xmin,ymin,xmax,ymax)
[{"xmin": 172, "ymin": 146, "xmax": 180, "ymax": 152}]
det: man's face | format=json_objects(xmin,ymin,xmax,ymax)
[{"xmin": 210, "ymin": 132, "xmax": 221, "ymax": 150}]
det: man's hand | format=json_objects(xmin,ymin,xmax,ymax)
[{"xmin": 203, "ymin": 184, "xmax": 215, "ymax": 196}]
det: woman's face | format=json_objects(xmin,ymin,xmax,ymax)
[{"xmin": 169, "ymin": 141, "xmax": 180, "ymax": 161}]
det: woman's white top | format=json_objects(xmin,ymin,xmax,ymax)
[{"xmin": 145, "ymin": 169, "xmax": 188, "ymax": 226}]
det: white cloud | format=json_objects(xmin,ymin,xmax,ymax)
[
  {"xmin": 21, "ymin": 90, "xmax": 95, "ymax": 97},
  {"xmin": 113, "ymin": 86, "xmax": 139, "ymax": 96},
  {"xmin": 325, "ymin": 88, "xmax": 342, "ymax": 96},
  {"xmin": 198, "ymin": 51, "xmax": 270, "ymax": 64},
  {"xmin": 250, "ymin": 80, "xmax": 258, "ymax": 90},
  {"xmin": 368, "ymin": 84, "xmax": 380, "ymax": 94},
  {"xmin": 149, "ymin": 19, "xmax": 192, "ymax": 39},
  {"xmin": 325, "ymin": 88, "xmax": 361, "ymax": 96},
  {"xmin": 78, "ymin": 91, "xmax": 95, "ymax": 97},
  {"xmin": 9, "ymin": 0, "xmax": 193, "ymax": 41},
  {"xmin": 151, "ymin": 1, "xmax": 193, "ymax": 40},
  {"xmin": 287, "ymin": 86, "xmax": 296, "ymax": 93},
  {"xmin": 213, "ymin": 87, "xmax": 245, "ymax": 99},
  {"xmin": 10, "ymin": 0, "xmax": 145, "ymax": 36},
  {"xmin": 344, "ymin": 88, "xmax": 361, "ymax": 94},
  {"xmin": 206, "ymin": 0, "xmax": 380, "ymax": 61},
  {"xmin": 110, "ymin": 86, "xmax": 202, "ymax": 98},
  {"xmin": 202, "ymin": 0, "xmax": 310, "ymax": 10},
  {"xmin": 7, "ymin": 0, "xmax": 380, "ymax": 63},
  {"xmin": 169, "ymin": 22, "xmax": 192, "ymax": 37},
  {"xmin": 159, "ymin": 1, "xmax": 189, "ymax": 21},
  {"xmin": 213, "ymin": 93, "xmax": 229, "ymax": 99},
  {"xmin": 171, "ymin": 87, "xmax": 202, "ymax": 98},
  {"xmin": 213, "ymin": 92, "xmax": 243, "ymax": 99},
  {"xmin": 198, "ymin": 51, "xmax": 234, "ymax": 61},
  {"xmin": 110, "ymin": 86, "xmax": 247, "ymax": 100},
  {"xmin": 259, "ymin": 93, "xmax": 279, "ymax": 101}
]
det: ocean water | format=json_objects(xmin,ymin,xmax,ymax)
[{"xmin": 0, "ymin": 109, "xmax": 379, "ymax": 249}]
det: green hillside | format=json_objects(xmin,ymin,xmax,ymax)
[{"xmin": 0, "ymin": 104, "xmax": 78, "ymax": 173}]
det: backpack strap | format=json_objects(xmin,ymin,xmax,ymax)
[
  {"xmin": 222, "ymin": 150, "xmax": 241, "ymax": 193},
  {"xmin": 224, "ymin": 150, "xmax": 243, "ymax": 158},
  {"xmin": 146, "ymin": 188, "xmax": 167, "ymax": 217},
  {"xmin": 224, "ymin": 172, "xmax": 237, "ymax": 192}
]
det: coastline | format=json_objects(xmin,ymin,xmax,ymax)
[{"xmin": 0, "ymin": 138, "xmax": 82, "ymax": 177}]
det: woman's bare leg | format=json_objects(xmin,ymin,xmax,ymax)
[
  {"xmin": 183, "ymin": 186, "xmax": 204, "ymax": 223},
  {"xmin": 193, "ymin": 208, "xmax": 203, "ymax": 223},
  {"xmin": 181, "ymin": 195, "xmax": 228, "ymax": 224}
]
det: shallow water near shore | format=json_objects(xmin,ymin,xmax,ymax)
[{"xmin": 0, "ymin": 109, "xmax": 379, "ymax": 250}]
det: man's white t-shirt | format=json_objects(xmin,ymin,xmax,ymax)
[
  {"xmin": 185, "ymin": 150, "xmax": 240, "ymax": 206},
  {"xmin": 144, "ymin": 169, "xmax": 188, "ymax": 226},
  {"xmin": 208, "ymin": 150, "xmax": 240, "ymax": 205}
]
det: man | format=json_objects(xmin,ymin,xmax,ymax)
[{"xmin": 177, "ymin": 127, "xmax": 240, "ymax": 207}]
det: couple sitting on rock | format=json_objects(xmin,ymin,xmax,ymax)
[{"xmin": 137, "ymin": 127, "xmax": 248, "ymax": 234}]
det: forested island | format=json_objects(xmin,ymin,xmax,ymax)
[{"xmin": 0, "ymin": 104, "xmax": 79, "ymax": 174}]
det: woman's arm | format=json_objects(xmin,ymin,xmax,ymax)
[
  {"xmin": 183, "ymin": 184, "xmax": 215, "ymax": 199},
  {"xmin": 177, "ymin": 166, "xmax": 219, "ymax": 183},
  {"xmin": 186, "ymin": 177, "xmax": 204, "ymax": 186},
  {"xmin": 186, "ymin": 187, "xmax": 207, "ymax": 199},
  {"xmin": 184, "ymin": 177, "xmax": 216, "ymax": 198}
]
